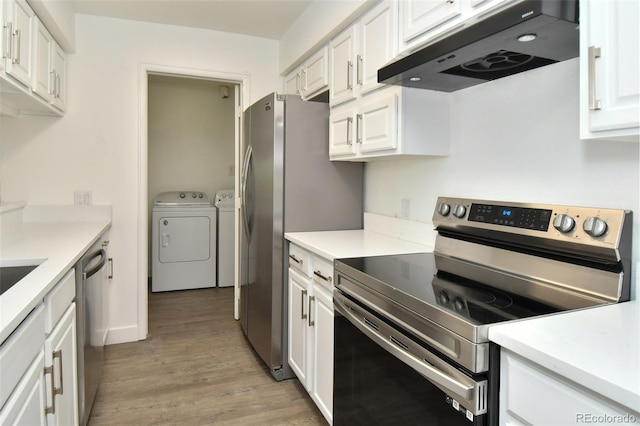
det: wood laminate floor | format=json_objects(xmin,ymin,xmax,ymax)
[{"xmin": 88, "ymin": 287, "xmax": 326, "ymax": 425}]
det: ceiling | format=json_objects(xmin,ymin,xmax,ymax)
[{"xmin": 70, "ymin": 0, "xmax": 314, "ymax": 40}]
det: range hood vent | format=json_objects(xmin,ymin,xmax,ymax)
[{"xmin": 378, "ymin": 0, "xmax": 579, "ymax": 92}]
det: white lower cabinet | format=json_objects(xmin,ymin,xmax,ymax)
[
  {"xmin": 44, "ymin": 304, "xmax": 78, "ymax": 426},
  {"xmin": 329, "ymin": 85, "xmax": 450, "ymax": 161},
  {"xmin": 500, "ymin": 349, "xmax": 638, "ymax": 425},
  {"xmin": 288, "ymin": 243, "xmax": 333, "ymax": 424},
  {"xmin": 0, "ymin": 268, "xmax": 78, "ymax": 426}
]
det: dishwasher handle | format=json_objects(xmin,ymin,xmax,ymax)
[{"xmin": 83, "ymin": 249, "xmax": 107, "ymax": 280}]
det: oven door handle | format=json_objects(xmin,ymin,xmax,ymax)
[{"xmin": 335, "ymin": 295, "xmax": 474, "ymax": 401}]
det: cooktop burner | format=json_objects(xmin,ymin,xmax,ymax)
[{"xmin": 337, "ymin": 253, "xmax": 559, "ymax": 328}]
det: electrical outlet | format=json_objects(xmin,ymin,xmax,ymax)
[
  {"xmin": 401, "ymin": 199, "xmax": 410, "ymax": 218},
  {"xmin": 74, "ymin": 191, "xmax": 93, "ymax": 206}
]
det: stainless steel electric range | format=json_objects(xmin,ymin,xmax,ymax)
[{"xmin": 333, "ymin": 197, "xmax": 632, "ymax": 426}]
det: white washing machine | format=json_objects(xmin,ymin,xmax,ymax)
[
  {"xmin": 151, "ymin": 191, "xmax": 216, "ymax": 292},
  {"xmin": 214, "ymin": 189, "xmax": 235, "ymax": 288}
]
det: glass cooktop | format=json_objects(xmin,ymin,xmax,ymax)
[{"xmin": 337, "ymin": 253, "xmax": 560, "ymax": 327}]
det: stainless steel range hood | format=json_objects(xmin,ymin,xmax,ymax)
[{"xmin": 378, "ymin": 0, "xmax": 579, "ymax": 92}]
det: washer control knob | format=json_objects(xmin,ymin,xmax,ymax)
[
  {"xmin": 438, "ymin": 203, "xmax": 451, "ymax": 216},
  {"xmin": 453, "ymin": 298, "xmax": 465, "ymax": 312},
  {"xmin": 453, "ymin": 204, "xmax": 467, "ymax": 218},
  {"xmin": 583, "ymin": 217, "xmax": 608, "ymax": 238},
  {"xmin": 553, "ymin": 214, "xmax": 575, "ymax": 233},
  {"xmin": 438, "ymin": 291, "xmax": 450, "ymax": 304},
  {"xmin": 179, "ymin": 192, "xmax": 186, "ymax": 198}
]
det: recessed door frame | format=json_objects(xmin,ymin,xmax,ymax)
[{"xmin": 138, "ymin": 63, "xmax": 249, "ymax": 339}]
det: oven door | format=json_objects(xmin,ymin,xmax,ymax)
[{"xmin": 334, "ymin": 290, "xmax": 488, "ymax": 426}]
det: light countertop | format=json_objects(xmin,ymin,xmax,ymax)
[
  {"xmin": 489, "ymin": 301, "xmax": 640, "ymax": 412},
  {"xmin": 285, "ymin": 229, "xmax": 433, "ymax": 260},
  {"xmin": 1, "ymin": 206, "xmax": 111, "ymax": 343}
]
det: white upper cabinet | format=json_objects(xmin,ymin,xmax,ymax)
[
  {"xmin": 329, "ymin": 85, "xmax": 450, "ymax": 161},
  {"xmin": 330, "ymin": 1, "xmax": 398, "ymax": 107},
  {"xmin": 399, "ymin": 0, "xmax": 514, "ymax": 54},
  {"xmin": 2, "ymin": 0, "xmax": 35, "ymax": 87},
  {"xmin": 283, "ymin": 45, "xmax": 328, "ymax": 100},
  {"xmin": 1, "ymin": 0, "xmax": 66, "ymax": 116},
  {"xmin": 580, "ymin": 0, "xmax": 639, "ymax": 141}
]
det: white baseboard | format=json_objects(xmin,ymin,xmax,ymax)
[{"xmin": 105, "ymin": 325, "xmax": 145, "ymax": 345}]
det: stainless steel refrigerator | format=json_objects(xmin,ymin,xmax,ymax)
[{"xmin": 239, "ymin": 92, "xmax": 363, "ymax": 380}]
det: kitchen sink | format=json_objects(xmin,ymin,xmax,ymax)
[{"xmin": 0, "ymin": 259, "xmax": 46, "ymax": 296}]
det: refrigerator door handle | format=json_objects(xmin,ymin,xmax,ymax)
[{"xmin": 241, "ymin": 145, "xmax": 254, "ymax": 240}]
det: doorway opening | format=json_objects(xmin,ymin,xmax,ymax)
[{"xmin": 138, "ymin": 64, "xmax": 248, "ymax": 340}]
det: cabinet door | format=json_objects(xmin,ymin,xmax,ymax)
[
  {"xmin": 284, "ymin": 69, "xmax": 300, "ymax": 95},
  {"xmin": 287, "ymin": 268, "xmax": 311, "ymax": 390},
  {"xmin": 358, "ymin": 89, "xmax": 398, "ymax": 154},
  {"xmin": 329, "ymin": 103, "xmax": 356, "ymax": 157},
  {"xmin": 359, "ymin": 1, "xmax": 397, "ymax": 96},
  {"xmin": 581, "ymin": 0, "xmax": 639, "ymax": 139},
  {"xmin": 329, "ymin": 25, "xmax": 357, "ymax": 106},
  {"xmin": 311, "ymin": 284, "xmax": 334, "ymax": 424},
  {"xmin": 4, "ymin": 0, "xmax": 34, "ymax": 87},
  {"xmin": 50, "ymin": 41, "xmax": 66, "ymax": 111},
  {"xmin": 32, "ymin": 18, "xmax": 53, "ymax": 103},
  {"xmin": 302, "ymin": 45, "xmax": 328, "ymax": 99},
  {"xmin": 0, "ymin": 351, "xmax": 46, "ymax": 426},
  {"xmin": 44, "ymin": 304, "xmax": 79, "ymax": 426},
  {"xmin": 400, "ymin": 0, "xmax": 461, "ymax": 47}
]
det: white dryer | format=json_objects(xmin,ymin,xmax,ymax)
[
  {"xmin": 151, "ymin": 191, "xmax": 216, "ymax": 292},
  {"xmin": 214, "ymin": 189, "xmax": 235, "ymax": 288}
]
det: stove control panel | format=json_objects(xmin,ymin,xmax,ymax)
[{"xmin": 433, "ymin": 196, "xmax": 632, "ymax": 250}]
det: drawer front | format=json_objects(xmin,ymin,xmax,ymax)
[
  {"xmin": 44, "ymin": 269, "xmax": 76, "ymax": 334},
  {"xmin": 0, "ymin": 304, "xmax": 45, "ymax": 408},
  {"xmin": 312, "ymin": 255, "xmax": 333, "ymax": 291},
  {"xmin": 289, "ymin": 244, "xmax": 312, "ymax": 277}
]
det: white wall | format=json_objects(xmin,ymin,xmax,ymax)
[
  {"xmin": 0, "ymin": 14, "xmax": 280, "ymax": 344},
  {"xmin": 365, "ymin": 58, "xmax": 640, "ymax": 268}
]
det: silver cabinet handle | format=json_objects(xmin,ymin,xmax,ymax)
[
  {"xmin": 356, "ymin": 113, "xmax": 363, "ymax": 144},
  {"xmin": 308, "ymin": 296, "xmax": 315, "ymax": 327},
  {"xmin": 288, "ymin": 254, "xmax": 303, "ymax": 265},
  {"xmin": 347, "ymin": 60, "xmax": 353, "ymax": 90},
  {"xmin": 12, "ymin": 28, "xmax": 20, "ymax": 64},
  {"xmin": 108, "ymin": 257, "xmax": 114, "ymax": 279},
  {"xmin": 314, "ymin": 270, "xmax": 332, "ymax": 282},
  {"xmin": 346, "ymin": 116, "xmax": 353, "ymax": 146},
  {"xmin": 301, "ymin": 289, "xmax": 308, "ymax": 320},
  {"xmin": 301, "ymin": 68, "xmax": 307, "ymax": 92},
  {"xmin": 357, "ymin": 54, "xmax": 363, "ymax": 85},
  {"xmin": 588, "ymin": 46, "xmax": 602, "ymax": 111},
  {"xmin": 295, "ymin": 72, "xmax": 300, "ymax": 94},
  {"xmin": 43, "ymin": 364, "xmax": 56, "ymax": 415},
  {"xmin": 53, "ymin": 350, "xmax": 63, "ymax": 397},
  {"xmin": 55, "ymin": 73, "xmax": 61, "ymax": 99},
  {"xmin": 3, "ymin": 23, "xmax": 12, "ymax": 59},
  {"xmin": 49, "ymin": 70, "xmax": 56, "ymax": 95}
]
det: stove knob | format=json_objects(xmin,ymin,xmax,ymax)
[
  {"xmin": 199, "ymin": 193, "xmax": 203, "ymax": 198},
  {"xmin": 553, "ymin": 214, "xmax": 575, "ymax": 233},
  {"xmin": 192, "ymin": 193, "xmax": 197, "ymax": 198},
  {"xmin": 438, "ymin": 203, "xmax": 451, "ymax": 217},
  {"xmin": 438, "ymin": 291, "xmax": 450, "ymax": 304},
  {"xmin": 179, "ymin": 192, "xmax": 186, "ymax": 198},
  {"xmin": 453, "ymin": 298, "xmax": 465, "ymax": 312},
  {"xmin": 453, "ymin": 204, "xmax": 467, "ymax": 218},
  {"xmin": 583, "ymin": 217, "xmax": 608, "ymax": 238}
]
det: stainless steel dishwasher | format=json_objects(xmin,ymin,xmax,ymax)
[{"xmin": 75, "ymin": 237, "xmax": 110, "ymax": 426}]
